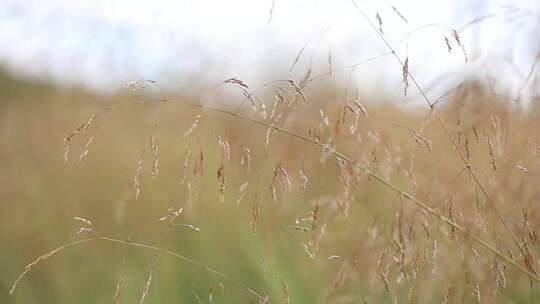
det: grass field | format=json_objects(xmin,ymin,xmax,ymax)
[
  {"xmin": 1, "ymin": 70, "xmax": 540, "ymax": 303},
  {"xmin": 1, "ymin": 3, "xmax": 540, "ymax": 302}
]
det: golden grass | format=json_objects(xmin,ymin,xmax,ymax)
[
  {"xmin": 3, "ymin": 81, "xmax": 540, "ymax": 303},
  {"xmin": 3, "ymin": 3, "xmax": 540, "ymax": 303}
]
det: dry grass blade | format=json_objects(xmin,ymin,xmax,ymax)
[
  {"xmin": 402, "ymin": 125, "xmax": 432, "ymax": 151},
  {"xmin": 174, "ymin": 223, "xmax": 200, "ymax": 232},
  {"xmin": 217, "ymin": 135, "xmax": 231, "ymax": 160},
  {"xmin": 299, "ymin": 67, "xmax": 312, "ymax": 89},
  {"xmin": 259, "ymin": 295, "xmax": 270, "ymax": 304},
  {"xmin": 474, "ymin": 284, "xmax": 481, "ymax": 302},
  {"xmin": 73, "ymin": 216, "xmax": 93, "ymax": 226},
  {"xmin": 516, "ymin": 165, "xmax": 533, "ymax": 175},
  {"xmin": 250, "ymin": 200, "xmax": 260, "ymax": 234},
  {"xmin": 279, "ymin": 276, "xmax": 290, "ymax": 304},
  {"xmin": 240, "ymin": 145, "xmax": 251, "ymax": 172},
  {"xmin": 451, "ymin": 29, "xmax": 469, "ymax": 62},
  {"xmin": 184, "ymin": 114, "xmax": 202, "ymax": 138},
  {"xmin": 217, "ymin": 162, "xmax": 225, "ymax": 202},
  {"xmin": 237, "ymin": 182, "xmax": 249, "ymax": 205},
  {"xmin": 301, "ymin": 241, "xmax": 315, "ymax": 259},
  {"xmin": 270, "ymin": 164, "xmax": 279, "ymax": 202},
  {"xmin": 278, "ymin": 164, "xmax": 292, "ymax": 192},
  {"xmin": 517, "ymin": 53, "xmax": 540, "ymax": 99},
  {"xmin": 299, "ymin": 166, "xmax": 308, "ymax": 193},
  {"xmin": 225, "ymin": 77, "xmax": 256, "ymax": 108},
  {"xmin": 347, "ymin": 95, "xmax": 369, "ymax": 135},
  {"xmin": 63, "ymin": 114, "xmax": 98, "ymax": 162},
  {"xmin": 192, "ymin": 289, "xmax": 203, "ymax": 304},
  {"xmin": 431, "ymin": 240, "xmax": 438, "ymax": 276},
  {"xmin": 288, "ymin": 79, "xmax": 308, "ymax": 102},
  {"xmin": 391, "ymin": 6, "xmax": 408, "ymax": 23},
  {"xmin": 328, "ymin": 50, "xmax": 333, "ymax": 77},
  {"xmin": 375, "ymin": 12, "xmax": 383, "ymax": 34},
  {"xmin": 113, "ymin": 256, "xmax": 127, "ymax": 304},
  {"xmin": 311, "ymin": 204, "xmax": 319, "ymax": 230},
  {"xmin": 290, "ymin": 45, "xmax": 308, "ymax": 72},
  {"xmin": 402, "ymin": 57, "xmax": 410, "ymax": 96},
  {"xmin": 444, "ymin": 37, "xmax": 452, "ymax": 52},
  {"xmin": 224, "ymin": 77, "xmax": 249, "ymax": 89},
  {"xmin": 150, "ymin": 134, "xmax": 159, "ymax": 178},
  {"xmin": 208, "ymin": 280, "xmax": 214, "ymax": 303},
  {"xmin": 267, "ymin": 111, "xmax": 283, "ymax": 148},
  {"xmin": 78, "ymin": 136, "xmax": 94, "ymax": 163},
  {"xmin": 268, "ymin": 0, "xmax": 276, "ymax": 23},
  {"xmin": 133, "ymin": 153, "xmax": 144, "ymax": 200},
  {"xmin": 139, "ymin": 254, "xmax": 162, "ymax": 304},
  {"xmin": 486, "ymin": 135, "xmax": 497, "ymax": 172},
  {"xmin": 181, "ymin": 146, "xmax": 191, "ymax": 184},
  {"xmin": 356, "ymin": 98, "xmax": 368, "ymax": 118}
]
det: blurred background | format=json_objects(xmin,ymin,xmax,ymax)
[{"xmin": 2, "ymin": 1, "xmax": 540, "ymax": 303}]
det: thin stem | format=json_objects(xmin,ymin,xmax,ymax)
[
  {"xmin": 304, "ymin": 52, "xmax": 393, "ymax": 87},
  {"xmin": 10, "ymin": 235, "xmax": 264, "ymax": 300},
  {"xmin": 98, "ymin": 236, "xmax": 264, "ymax": 299},
  {"xmin": 9, "ymin": 238, "xmax": 100, "ymax": 295}
]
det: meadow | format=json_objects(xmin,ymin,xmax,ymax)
[
  {"xmin": 2, "ymin": 4, "xmax": 540, "ymax": 303},
  {"xmin": 1, "ymin": 70, "xmax": 540, "ymax": 303}
]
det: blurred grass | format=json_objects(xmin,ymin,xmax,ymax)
[{"xmin": 1, "ymin": 73, "xmax": 540, "ymax": 303}]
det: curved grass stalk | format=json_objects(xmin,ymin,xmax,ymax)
[{"xmin": 10, "ymin": 235, "xmax": 265, "ymax": 300}]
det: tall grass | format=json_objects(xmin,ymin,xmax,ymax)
[{"xmin": 4, "ymin": 2, "xmax": 540, "ymax": 303}]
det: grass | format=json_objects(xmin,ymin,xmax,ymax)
[
  {"xmin": 3, "ymin": 3, "xmax": 540, "ymax": 303},
  {"xmin": 2, "ymin": 82, "xmax": 540, "ymax": 303}
]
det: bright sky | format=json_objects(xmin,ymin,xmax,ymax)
[{"xmin": 0, "ymin": 0, "xmax": 538, "ymax": 101}]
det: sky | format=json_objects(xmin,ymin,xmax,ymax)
[{"xmin": 0, "ymin": 0, "xmax": 539, "ymax": 101}]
